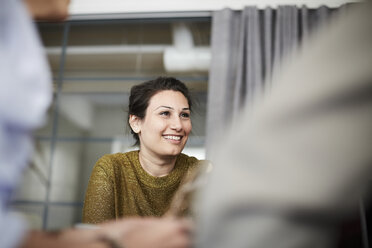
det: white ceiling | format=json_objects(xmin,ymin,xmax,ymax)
[{"xmin": 69, "ymin": 0, "xmax": 361, "ymax": 15}]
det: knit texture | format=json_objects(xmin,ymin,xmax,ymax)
[{"xmin": 82, "ymin": 150, "xmax": 199, "ymax": 224}]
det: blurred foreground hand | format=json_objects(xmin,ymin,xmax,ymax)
[
  {"xmin": 99, "ymin": 217, "xmax": 193, "ymax": 248},
  {"xmin": 25, "ymin": 0, "xmax": 70, "ymax": 21}
]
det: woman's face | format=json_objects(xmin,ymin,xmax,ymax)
[{"xmin": 136, "ymin": 90, "xmax": 192, "ymax": 158}]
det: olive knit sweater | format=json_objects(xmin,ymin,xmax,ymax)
[{"xmin": 82, "ymin": 150, "xmax": 199, "ymax": 224}]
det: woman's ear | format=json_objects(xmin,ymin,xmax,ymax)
[{"xmin": 129, "ymin": 115, "xmax": 141, "ymax": 133}]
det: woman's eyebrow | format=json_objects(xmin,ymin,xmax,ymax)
[
  {"xmin": 155, "ymin": 105, "xmax": 173, "ymax": 110},
  {"xmin": 155, "ymin": 106, "xmax": 190, "ymax": 111}
]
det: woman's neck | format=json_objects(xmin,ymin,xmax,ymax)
[{"xmin": 138, "ymin": 150, "xmax": 177, "ymax": 177}]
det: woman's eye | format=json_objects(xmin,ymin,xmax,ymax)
[
  {"xmin": 180, "ymin": 112, "xmax": 190, "ymax": 118},
  {"xmin": 160, "ymin": 111, "xmax": 170, "ymax": 116}
]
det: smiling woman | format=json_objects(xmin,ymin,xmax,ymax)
[{"xmin": 82, "ymin": 77, "xmax": 201, "ymax": 224}]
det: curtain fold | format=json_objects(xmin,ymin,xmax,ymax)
[{"xmin": 206, "ymin": 5, "xmax": 341, "ymax": 158}]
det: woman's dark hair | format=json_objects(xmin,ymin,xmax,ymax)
[{"xmin": 128, "ymin": 76, "xmax": 192, "ymax": 146}]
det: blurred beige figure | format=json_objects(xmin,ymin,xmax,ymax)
[
  {"xmin": 0, "ymin": 1, "xmax": 192, "ymax": 248},
  {"xmin": 196, "ymin": 2, "xmax": 372, "ymax": 248}
]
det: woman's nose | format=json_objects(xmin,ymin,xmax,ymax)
[{"xmin": 170, "ymin": 116, "xmax": 183, "ymax": 131}]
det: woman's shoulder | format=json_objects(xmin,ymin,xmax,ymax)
[
  {"xmin": 178, "ymin": 153, "xmax": 213, "ymax": 172},
  {"xmin": 178, "ymin": 153, "xmax": 199, "ymax": 165},
  {"xmin": 178, "ymin": 153, "xmax": 213, "ymax": 170}
]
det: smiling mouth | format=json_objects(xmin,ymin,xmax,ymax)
[{"xmin": 163, "ymin": 135, "xmax": 182, "ymax": 141}]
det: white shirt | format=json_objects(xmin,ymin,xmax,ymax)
[{"xmin": 0, "ymin": 0, "xmax": 52, "ymax": 247}]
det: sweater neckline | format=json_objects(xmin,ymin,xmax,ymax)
[{"xmin": 125, "ymin": 150, "xmax": 187, "ymax": 188}]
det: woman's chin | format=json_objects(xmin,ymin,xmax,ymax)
[{"xmin": 159, "ymin": 148, "xmax": 183, "ymax": 158}]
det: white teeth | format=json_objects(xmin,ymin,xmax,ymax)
[{"xmin": 164, "ymin": 135, "xmax": 181, "ymax": 141}]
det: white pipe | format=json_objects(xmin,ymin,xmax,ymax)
[
  {"xmin": 164, "ymin": 47, "xmax": 210, "ymax": 72},
  {"xmin": 45, "ymin": 23, "xmax": 212, "ymax": 72},
  {"xmin": 46, "ymin": 45, "xmax": 168, "ymax": 55},
  {"xmin": 164, "ymin": 22, "xmax": 211, "ymax": 72}
]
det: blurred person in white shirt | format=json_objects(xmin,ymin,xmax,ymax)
[{"xmin": 0, "ymin": 1, "xmax": 192, "ymax": 248}]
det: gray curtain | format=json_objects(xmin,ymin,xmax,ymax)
[{"xmin": 205, "ymin": 5, "xmax": 345, "ymax": 158}]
